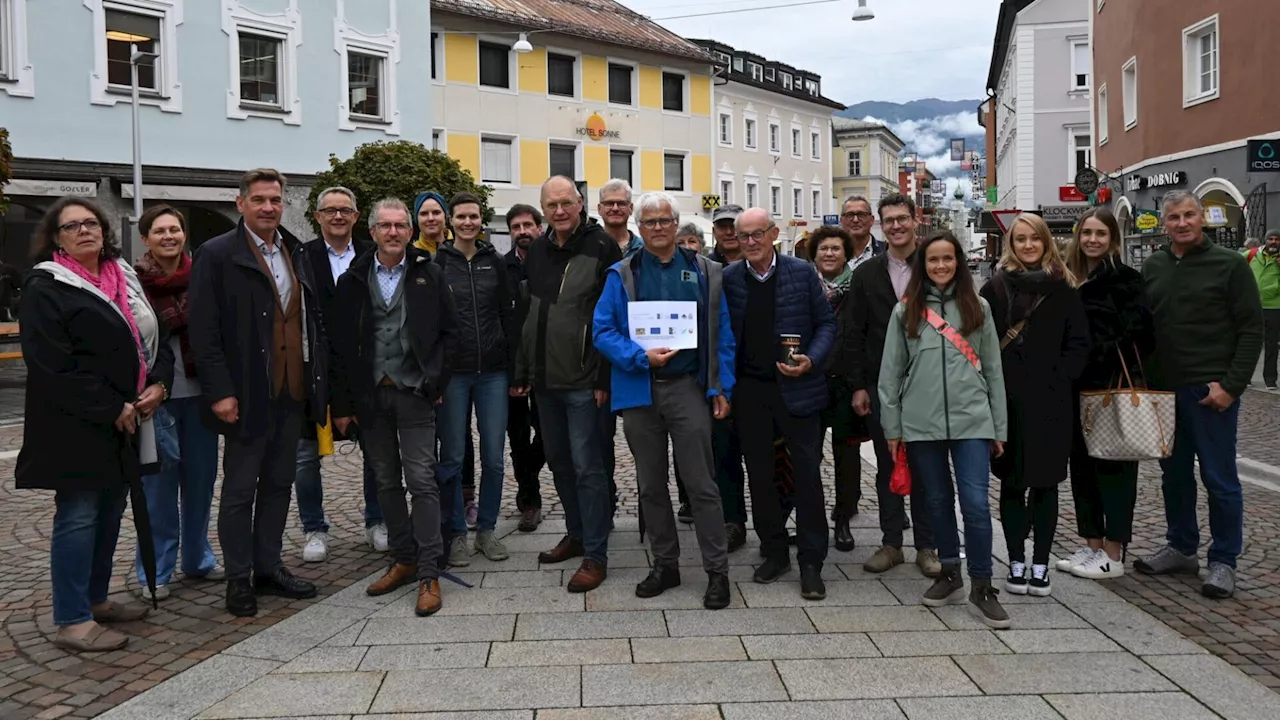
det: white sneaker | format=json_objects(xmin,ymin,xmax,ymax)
[
  {"xmin": 1056, "ymin": 547, "xmax": 1095, "ymax": 572},
  {"xmin": 302, "ymin": 531, "xmax": 330, "ymax": 563},
  {"xmin": 1071, "ymin": 549, "xmax": 1125, "ymax": 579},
  {"xmin": 366, "ymin": 523, "xmax": 389, "ymax": 552}
]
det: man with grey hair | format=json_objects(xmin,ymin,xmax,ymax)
[
  {"xmin": 593, "ymin": 191, "xmax": 735, "ymax": 608},
  {"xmin": 1137, "ymin": 189, "xmax": 1262, "ymax": 599},
  {"xmin": 1248, "ymin": 229, "xmax": 1280, "ymax": 388},
  {"xmin": 294, "ymin": 187, "xmax": 386, "ymax": 563},
  {"xmin": 839, "ymin": 195, "xmax": 884, "ymax": 271},
  {"xmin": 328, "ymin": 198, "xmax": 458, "ymax": 615},
  {"xmin": 513, "ymin": 176, "xmax": 623, "ymax": 593},
  {"xmin": 599, "ymin": 179, "xmax": 643, "ymax": 257}
]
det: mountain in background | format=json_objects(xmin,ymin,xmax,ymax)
[{"xmin": 836, "ymin": 98, "xmax": 986, "ymax": 184}]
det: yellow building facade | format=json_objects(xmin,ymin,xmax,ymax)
[{"xmin": 430, "ymin": 4, "xmax": 714, "ymax": 220}]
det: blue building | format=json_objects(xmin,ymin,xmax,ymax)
[{"xmin": 0, "ymin": 0, "xmax": 432, "ymax": 264}]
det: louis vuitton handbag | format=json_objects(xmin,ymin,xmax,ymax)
[{"xmin": 1079, "ymin": 348, "xmax": 1176, "ymax": 461}]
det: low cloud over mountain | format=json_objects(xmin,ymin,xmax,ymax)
[{"xmin": 838, "ymin": 98, "xmax": 985, "ymax": 195}]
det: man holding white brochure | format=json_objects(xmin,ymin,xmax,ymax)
[{"xmin": 593, "ymin": 191, "xmax": 735, "ymax": 610}]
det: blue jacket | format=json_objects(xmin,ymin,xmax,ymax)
[
  {"xmin": 723, "ymin": 253, "xmax": 836, "ymax": 416},
  {"xmin": 593, "ymin": 248, "xmax": 735, "ymax": 413}
]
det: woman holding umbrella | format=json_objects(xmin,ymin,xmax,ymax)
[{"xmin": 18, "ymin": 197, "xmax": 172, "ymax": 652}]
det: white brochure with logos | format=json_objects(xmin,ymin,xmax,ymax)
[{"xmin": 627, "ymin": 301, "xmax": 698, "ymax": 351}]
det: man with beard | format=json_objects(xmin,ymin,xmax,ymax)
[
  {"xmin": 504, "ymin": 204, "xmax": 548, "ymax": 532},
  {"xmin": 840, "ymin": 195, "xmax": 885, "ymax": 272}
]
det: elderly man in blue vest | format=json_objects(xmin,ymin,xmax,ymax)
[
  {"xmin": 593, "ymin": 191, "xmax": 735, "ymax": 610},
  {"xmin": 723, "ymin": 207, "xmax": 837, "ymax": 601}
]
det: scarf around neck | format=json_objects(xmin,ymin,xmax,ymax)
[
  {"xmin": 1000, "ymin": 268, "xmax": 1058, "ymax": 326},
  {"xmin": 820, "ymin": 266, "xmax": 853, "ymax": 309},
  {"xmin": 135, "ymin": 252, "xmax": 196, "ymax": 379},
  {"xmin": 55, "ymin": 252, "xmax": 147, "ymax": 393}
]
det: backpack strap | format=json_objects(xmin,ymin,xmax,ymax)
[{"xmin": 921, "ymin": 308, "xmax": 982, "ymax": 371}]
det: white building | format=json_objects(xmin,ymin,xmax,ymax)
[
  {"xmin": 987, "ymin": 0, "xmax": 1091, "ymax": 238},
  {"xmin": 831, "ymin": 117, "xmax": 905, "ymax": 239},
  {"xmin": 0, "ymin": 0, "xmax": 432, "ymax": 263},
  {"xmin": 688, "ymin": 39, "xmax": 842, "ymax": 255}
]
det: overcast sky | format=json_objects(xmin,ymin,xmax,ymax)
[{"xmin": 618, "ymin": 0, "xmax": 1003, "ymax": 105}]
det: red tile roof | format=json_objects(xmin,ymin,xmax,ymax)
[{"xmin": 433, "ymin": 0, "xmax": 712, "ymax": 63}]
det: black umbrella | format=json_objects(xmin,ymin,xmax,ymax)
[{"xmin": 129, "ymin": 430, "xmax": 160, "ymax": 609}]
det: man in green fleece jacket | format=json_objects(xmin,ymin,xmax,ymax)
[
  {"xmin": 1137, "ymin": 190, "xmax": 1262, "ymax": 599},
  {"xmin": 1249, "ymin": 229, "xmax": 1280, "ymax": 387}
]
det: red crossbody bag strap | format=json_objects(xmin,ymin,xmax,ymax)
[{"xmin": 922, "ymin": 308, "xmax": 982, "ymax": 371}]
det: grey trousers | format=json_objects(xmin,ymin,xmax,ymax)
[
  {"xmin": 363, "ymin": 386, "xmax": 442, "ymax": 581},
  {"xmin": 219, "ymin": 398, "xmax": 303, "ymax": 580},
  {"xmin": 622, "ymin": 375, "xmax": 729, "ymax": 574}
]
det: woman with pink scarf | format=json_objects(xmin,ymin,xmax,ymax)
[{"xmin": 17, "ymin": 198, "xmax": 173, "ymax": 652}]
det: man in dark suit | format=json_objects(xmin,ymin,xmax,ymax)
[
  {"xmin": 292, "ymin": 187, "xmax": 386, "ymax": 564},
  {"xmin": 189, "ymin": 168, "xmax": 328, "ymax": 616},
  {"xmin": 844, "ymin": 193, "xmax": 938, "ymax": 579}
]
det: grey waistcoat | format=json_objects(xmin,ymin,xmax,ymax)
[{"xmin": 369, "ymin": 263, "xmax": 424, "ymax": 390}]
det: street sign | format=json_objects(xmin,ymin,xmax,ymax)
[
  {"xmin": 986, "ymin": 186, "xmax": 998, "ymax": 204},
  {"xmin": 1135, "ymin": 210, "xmax": 1161, "ymax": 234},
  {"xmin": 1040, "ymin": 205, "xmax": 1089, "ymax": 223},
  {"xmin": 1248, "ymin": 140, "xmax": 1280, "ymax": 172},
  {"xmin": 1060, "ymin": 185, "xmax": 1088, "ymax": 203},
  {"xmin": 1074, "ymin": 168, "xmax": 1100, "ymax": 195},
  {"xmin": 701, "ymin": 194, "xmax": 721, "ymax": 210},
  {"xmin": 992, "ymin": 209, "xmax": 1023, "ymax": 234},
  {"xmin": 822, "ymin": 214, "xmax": 839, "ymax": 225}
]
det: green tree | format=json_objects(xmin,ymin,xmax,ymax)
[
  {"xmin": 306, "ymin": 140, "xmax": 492, "ymax": 239},
  {"xmin": 0, "ymin": 128, "xmax": 12, "ymax": 216}
]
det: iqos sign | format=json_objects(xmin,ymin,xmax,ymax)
[{"xmin": 1249, "ymin": 140, "xmax": 1280, "ymax": 172}]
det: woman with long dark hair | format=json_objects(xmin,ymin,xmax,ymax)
[
  {"xmin": 879, "ymin": 231, "xmax": 1010, "ymax": 628},
  {"xmin": 133, "ymin": 205, "xmax": 223, "ymax": 598},
  {"xmin": 1060, "ymin": 208, "xmax": 1153, "ymax": 579},
  {"xmin": 18, "ymin": 197, "xmax": 173, "ymax": 651},
  {"xmin": 981, "ymin": 214, "xmax": 1090, "ymax": 598}
]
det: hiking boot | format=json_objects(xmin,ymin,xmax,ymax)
[
  {"xmin": 635, "ymin": 564, "xmax": 681, "ymax": 598},
  {"xmin": 726, "ymin": 523, "xmax": 747, "ymax": 552},
  {"xmin": 799, "ymin": 565, "xmax": 826, "ymax": 600},
  {"xmin": 366, "ymin": 563, "xmax": 417, "ymax": 596},
  {"xmin": 518, "ymin": 508, "xmax": 543, "ymax": 533},
  {"xmin": 1028, "ymin": 564, "xmax": 1051, "ymax": 597},
  {"xmin": 922, "ymin": 565, "xmax": 966, "ymax": 607},
  {"xmin": 970, "ymin": 578, "xmax": 1012, "ymax": 629},
  {"xmin": 915, "ymin": 548, "xmax": 942, "ymax": 578},
  {"xmin": 833, "ymin": 518, "xmax": 855, "ymax": 552},
  {"xmin": 538, "ymin": 534, "xmax": 585, "ymax": 564},
  {"xmin": 415, "ymin": 579, "xmax": 442, "ymax": 616},
  {"xmin": 863, "ymin": 545, "xmax": 905, "ymax": 574},
  {"xmin": 704, "ymin": 572, "xmax": 730, "ymax": 610},
  {"xmin": 754, "ymin": 556, "xmax": 792, "ymax": 584},
  {"xmin": 474, "ymin": 531, "xmax": 510, "ymax": 561},
  {"xmin": 448, "ymin": 536, "xmax": 470, "ymax": 568},
  {"xmin": 1135, "ymin": 545, "xmax": 1199, "ymax": 575},
  {"xmin": 1005, "ymin": 561, "xmax": 1028, "ymax": 594},
  {"xmin": 1202, "ymin": 562, "xmax": 1236, "ymax": 599}
]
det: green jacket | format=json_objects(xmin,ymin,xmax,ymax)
[
  {"xmin": 1250, "ymin": 250, "xmax": 1280, "ymax": 309},
  {"xmin": 878, "ymin": 285, "xmax": 1008, "ymax": 443},
  {"xmin": 1142, "ymin": 240, "xmax": 1263, "ymax": 398}
]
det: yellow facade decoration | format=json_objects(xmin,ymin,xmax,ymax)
[
  {"xmin": 638, "ymin": 66, "xmax": 662, "ymax": 109},
  {"xmin": 584, "ymin": 145, "xmax": 609, "ymax": 190},
  {"xmin": 520, "ymin": 140, "xmax": 550, "ymax": 187},
  {"xmin": 518, "ymin": 48, "xmax": 547, "ymax": 94},
  {"xmin": 640, "ymin": 150, "xmax": 664, "ymax": 192},
  {"xmin": 690, "ymin": 75, "xmax": 711, "ymax": 116},
  {"xmin": 447, "ymin": 133, "xmax": 481, "ymax": 179},
  {"xmin": 581, "ymin": 56, "xmax": 608, "ymax": 102},
  {"xmin": 692, "ymin": 154, "xmax": 711, "ymax": 194},
  {"xmin": 444, "ymin": 34, "xmax": 478, "ymax": 85}
]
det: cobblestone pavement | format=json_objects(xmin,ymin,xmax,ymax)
[{"xmin": 0, "ymin": 383, "xmax": 1279, "ymax": 716}]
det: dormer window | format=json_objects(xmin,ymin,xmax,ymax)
[
  {"xmin": 714, "ymin": 51, "xmax": 730, "ymax": 65},
  {"xmin": 748, "ymin": 62, "xmax": 762, "ymax": 81},
  {"xmin": 733, "ymin": 56, "xmax": 743, "ymax": 72},
  {"xmin": 780, "ymin": 72, "xmax": 792, "ymax": 89},
  {"xmin": 765, "ymin": 67, "xmax": 775, "ymax": 81}
]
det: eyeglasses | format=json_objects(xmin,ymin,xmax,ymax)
[
  {"xmin": 882, "ymin": 216, "xmax": 913, "ymax": 228},
  {"xmin": 816, "ymin": 245, "xmax": 845, "ymax": 254},
  {"xmin": 841, "ymin": 211, "xmax": 873, "ymax": 221},
  {"xmin": 58, "ymin": 219, "xmax": 101, "ymax": 234},
  {"xmin": 600, "ymin": 200, "xmax": 630, "ymax": 209},
  {"xmin": 735, "ymin": 229, "xmax": 774, "ymax": 243},
  {"xmin": 374, "ymin": 222, "xmax": 411, "ymax": 233},
  {"xmin": 318, "ymin": 208, "xmax": 357, "ymax": 217},
  {"xmin": 640, "ymin": 217, "xmax": 676, "ymax": 229},
  {"xmin": 544, "ymin": 200, "xmax": 579, "ymax": 211}
]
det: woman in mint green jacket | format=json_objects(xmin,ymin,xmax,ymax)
[{"xmin": 878, "ymin": 231, "xmax": 1010, "ymax": 629}]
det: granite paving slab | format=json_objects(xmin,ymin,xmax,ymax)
[
  {"xmin": 581, "ymin": 661, "xmax": 788, "ymax": 706},
  {"xmin": 1044, "ymin": 691, "xmax": 1220, "ymax": 720},
  {"xmin": 480, "ymin": 570, "xmax": 565, "ymax": 588},
  {"xmin": 368, "ymin": 667, "xmax": 581, "ymax": 713},
  {"xmin": 806, "ymin": 605, "xmax": 947, "ymax": 633},
  {"xmin": 740, "ymin": 632, "xmax": 881, "ymax": 660},
  {"xmin": 94, "ymin": 655, "xmax": 281, "ymax": 720},
  {"xmin": 867, "ymin": 630, "xmax": 1009, "ymax": 657},
  {"xmin": 221, "ymin": 604, "xmax": 371, "ymax": 662},
  {"xmin": 1068, "ymin": 601, "xmax": 1209, "ymax": 655},
  {"xmin": 996, "ymin": 628, "xmax": 1124, "ymax": 654},
  {"xmin": 367, "ymin": 586, "xmax": 583, "ymax": 617},
  {"xmin": 357, "ymin": 643, "xmax": 492, "ymax": 670},
  {"xmin": 737, "ymin": 579, "xmax": 899, "ymax": 607},
  {"xmin": 630, "ymin": 636, "xmax": 747, "ymax": 663},
  {"xmin": 663, "ymin": 607, "xmax": 816, "ymax": 636},
  {"xmin": 195, "ymin": 672, "xmax": 384, "ymax": 719},
  {"xmin": 536, "ymin": 705, "xmax": 723, "ymax": 720},
  {"xmin": 274, "ymin": 646, "xmax": 369, "ymax": 673},
  {"xmin": 955, "ymin": 652, "xmax": 1177, "ymax": 694},
  {"xmin": 486, "ymin": 639, "xmax": 631, "ymax": 667},
  {"xmin": 895, "ymin": 695, "xmax": 1064, "ymax": 720},
  {"xmin": 584, "ymin": 579, "xmax": 746, "ymax": 611},
  {"xmin": 1145, "ymin": 653, "xmax": 1280, "ymax": 720},
  {"xmin": 515, "ymin": 610, "xmax": 668, "ymax": 640},
  {"xmin": 357, "ymin": 616, "xmax": 516, "ymax": 645},
  {"xmin": 719, "ymin": 699, "xmax": 906, "ymax": 720},
  {"xmin": 930, "ymin": 602, "xmax": 1089, "ymax": 631},
  {"xmin": 775, "ymin": 657, "xmax": 981, "ymax": 699}
]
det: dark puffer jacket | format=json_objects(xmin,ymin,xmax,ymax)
[
  {"xmin": 435, "ymin": 241, "xmax": 514, "ymax": 375},
  {"xmin": 1077, "ymin": 258, "xmax": 1154, "ymax": 391}
]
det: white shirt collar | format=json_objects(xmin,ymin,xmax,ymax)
[
  {"xmin": 748, "ymin": 250, "xmax": 778, "ymax": 281},
  {"xmin": 247, "ymin": 226, "xmax": 283, "ymax": 251}
]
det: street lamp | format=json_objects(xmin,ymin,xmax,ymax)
[
  {"xmin": 512, "ymin": 33, "xmax": 533, "ymax": 53},
  {"xmin": 852, "ymin": 0, "xmax": 874, "ymax": 21},
  {"xmin": 129, "ymin": 43, "xmax": 157, "ymax": 258}
]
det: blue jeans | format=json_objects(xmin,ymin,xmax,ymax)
[
  {"xmin": 1159, "ymin": 384, "xmax": 1244, "ymax": 567},
  {"xmin": 295, "ymin": 437, "xmax": 383, "ymax": 534},
  {"xmin": 53, "ymin": 487, "xmax": 127, "ymax": 626},
  {"xmin": 909, "ymin": 439, "xmax": 994, "ymax": 579},
  {"xmin": 136, "ymin": 397, "xmax": 219, "ymax": 584},
  {"xmin": 538, "ymin": 388, "xmax": 610, "ymax": 563},
  {"xmin": 440, "ymin": 371, "xmax": 509, "ymax": 533}
]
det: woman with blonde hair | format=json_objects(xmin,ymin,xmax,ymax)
[
  {"xmin": 1059, "ymin": 208, "xmax": 1154, "ymax": 579},
  {"xmin": 980, "ymin": 213, "xmax": 1090, "ymax": 597}
]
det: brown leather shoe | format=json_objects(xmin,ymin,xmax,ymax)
[
  {"xmin": 366, "ymin": 563, "xmax": 418, "ymax": 596},
  {"xmin": 415, "ymin": 579, "xmax": 442, "ymax": 616},
  {"xmin": 538, "ymin": 534, "xmax": 585, "ymax": 564},
  {"xmin": 567, "ymin": 559, "xmax": 607, "ymax": 593}
]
